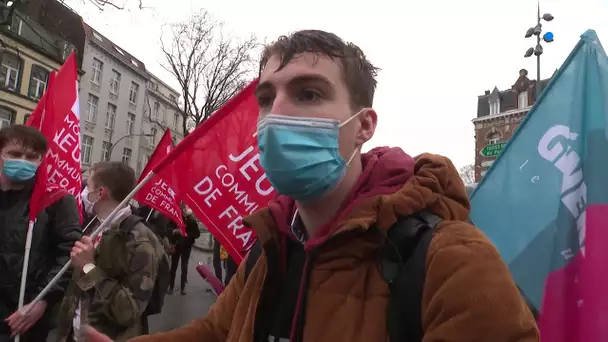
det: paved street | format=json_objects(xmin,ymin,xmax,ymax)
[{"xmin": 148, "ymin": 248, "xmax": 217, "ymax": 333}]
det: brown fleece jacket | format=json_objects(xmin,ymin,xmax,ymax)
[{"xmin": 130, "ymin": 149, "xmax": 539, "ymax": 342}]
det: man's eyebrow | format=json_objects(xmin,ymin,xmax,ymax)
[
  {"xmin": 255, "ymin": 74, "xmax": 334, "ymax": 96},
  {"xmin": 255, "ymin": 82, "xmax": 274, "ymax": 97},
  {"xmin": 287, "ymin": 74, "xmax": 334, "ymax": 88}
]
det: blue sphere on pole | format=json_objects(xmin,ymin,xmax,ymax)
[{"xmin": 543, "ymin": 32, "xmax": 554, "ymax": 43}]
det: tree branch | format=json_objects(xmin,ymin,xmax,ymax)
[{"xmin": 159, "ymin": 9, "xmax": 257, "ymax": 135}]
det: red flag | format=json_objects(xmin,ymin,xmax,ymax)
[
  {"xmin": 27, "ymin": 52, "xmax": 83, "ymax": 221},
  {"xmin": 134, "ymin": 129, "xmax": 185, "ymax": 232},
  {"xmin": 152, "ymin": 80, "xmax": 275, "ymax": 263}
]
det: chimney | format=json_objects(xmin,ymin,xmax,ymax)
[{"xmin": 484, "ymin": 90, "xmax": 490, "ymax": 95}]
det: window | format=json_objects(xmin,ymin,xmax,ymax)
[
  {"xmin": 489, "ymin": 99, "xmax": 500, "ymax": 115},
  {"xmin": 151, "ymin": 101, "xmax": 160, "ymax": 121},
  {"xmin": 92, "ymin": 30, "xmax": 103, "ymax": 41},
  {"xmin": 173, "ymin": 113, "xmax": 179, "ymax": 130},
  {"xmin": 122, "ymin": 148, "xmax": 132, "ymax": 164},
  {"xmin": 101, "ymin": 141, "xmax": 111, "ymax": 161},
  {"xmin": 8, "ymin": 16, "xmax": 23, "ymax": 35},
  {"xmin": 0, "ymin": 107, "xmax": 14, "ymax": 128},
  {"xmin": 114, "ymin": 46, "xmax": 125, "ymax": 56},
  {"xmin": 28, "ymin": 65, "xmax": 48, "ymax": 99},
  {"xmin": 0, "ymin": 52, "xmax": 21, "ymax": 91},
  {"xmin": 518, "ymin": 91, "xmax": 528, "ymax": 109},
  {"xmin": 127, "ymin": 113, "xmax": 135, "ymax": 135},
  {"xmin": 129, "ymin": 82, "xmax": 139, "ymax": 104},
  {"xmin": 86, "ymin": 94, "xmax": 99, "ymax": 123},
  {"xmin": 131, "ymin": 59, "xmax": 139, "ymax": 67},
  {"xmin": 105, "ymin": 103, "xmax": 116, "ymax": 129},
  {"xmin": 62, "ymin": 44, "xmax": 72, "ymax": 61},
  {"xmin": 109, "ymin": 70, "xmax": 121, "ymax": 94},
  {"xmin": 91, "ymin": 58, "xmax": 103, "ymax": 85},
  {"xmin": 149, "ymin": 127, "xmax": 157, "ymax": 146},
  {"xmin": 82, "ymin": 135, "xmax": 94, "ymax": 164}
]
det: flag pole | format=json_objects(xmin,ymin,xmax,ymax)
[
  {"xmin": 82, "ymin": 216, "xmax": 98, "ymax": 234},
  {"xmin": 145, "ymin": 209, "xmax": 153, "ymax": 222},
  {"xmin": 14, "ymin": 220, "xmax": 36, "ymax": 342},
  {"xmin": 22, "ymin": 171, "xmax": 156, "ymax": 315}
]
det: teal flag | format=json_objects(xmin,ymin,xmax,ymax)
[{"xmin": 470, "ymin": 30, "xmax": 608, "ymax": 341}]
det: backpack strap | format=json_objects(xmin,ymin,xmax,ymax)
[
  {"xmin": 119, "ymin": 215, "xmax": 144, "ymax": 233},
  {"xmin": 380, "ymin": 210, "xmax": 442, "ymax": 342},
  {"xmin": 244, "ymin": 240, "xmax": 262, "ymax": 281}
]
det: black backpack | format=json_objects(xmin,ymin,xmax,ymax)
[
  {"xmin": 244, "ymin": 211, "xmax": 440, "ymax": 341},
  {"xmin": 244, "ymin": 211, "xmax": 538, "ymax": 341},
  {"xmin": 119, "ymin": 215, "xmax": 171, "ymax": 316}
]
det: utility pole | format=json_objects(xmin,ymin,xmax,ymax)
[{"xmin": 524, "ymin": 0, "xmax": 554, "ymax": 100}]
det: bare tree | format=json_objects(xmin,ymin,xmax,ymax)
[
  {"xmin": 458, "ymin": 164, "xmax": 476, "ymax": 185},
  {"xmin": 160, "ymin": 9, "xmax": 257, "ymax": 136},
  {"xmin": 65, "ymin": 0, "xmax": 149, "ymax": 11}
]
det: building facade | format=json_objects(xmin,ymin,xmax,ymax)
[
  {"xmin": 138, "ymin": 73, "xmax": 184, "ymax": 174},
  {"xmin": 473, "ymin": 69, "xmax": 551, "ymax": 182},
  {"xmin": 0, "ymin": 6, "xmax": 76, "ymax": 126},
  {"xmin": 78, "ymin": 23, "xmax": 149, "ymax": 174}
]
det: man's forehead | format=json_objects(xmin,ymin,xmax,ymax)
[
  {"xmin": 3, "ymin": 140, "xmax": 37, "ymax": 154},
  {"xmin": 258, "ymin": 53, "xmax": 341, "ymax": 88}
]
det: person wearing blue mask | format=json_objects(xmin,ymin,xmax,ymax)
[
  {"xmin": 0, "ymin": 125, "xmax": 81, "ymax": 342},
  {"xmin": 86, "ymin": 30, "xmax": 539, "ymax": 342}
]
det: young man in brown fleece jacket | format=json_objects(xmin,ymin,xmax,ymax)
[{"xmin": 86, "ymin": 29, "xmax": 540, "ymax": 342}]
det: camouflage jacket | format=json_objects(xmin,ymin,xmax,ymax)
[{"xmin": 55, "ymin": 214, "xmax": 162, "ymax": 342}]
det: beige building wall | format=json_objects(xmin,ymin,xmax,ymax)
[{"xmin": 0, "ymin": 34, "xmax": 62, "ymax": 125}]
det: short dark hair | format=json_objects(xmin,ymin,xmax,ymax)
[
  {"xmin": 0, "ymin": 125, "xmax": 47, "ymax": 155},
  {"xmin": 90, "ymin": 161, "xmax": 136, "ymax": 202},
  {"xmin": 259, "ymin": 30, "xmax": 380, "ymax": 109}
]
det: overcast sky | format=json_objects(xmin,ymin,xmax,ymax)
[{"xmin": 66, "ymin": 0, "xmax": 608, "ymax": 169}]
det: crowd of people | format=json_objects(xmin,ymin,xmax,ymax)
[
  {"xmin": 0, "ymin": 28, "xmax": 541, "ymax": 342},
  {"xmin": 0, "ymin": 125, "xmax": 202, "ymax": 342}
]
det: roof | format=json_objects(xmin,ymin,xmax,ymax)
[
  {"xmin": 476, "ymin": 69, "xmax": 552, "ymax": 119},
  {"xmin": 82, "ymin": 22, "xmax": 147, "ymax": 75},
  {"xmin": 15, "ymin": 0, "xmax": 86, "ymax": 68}
]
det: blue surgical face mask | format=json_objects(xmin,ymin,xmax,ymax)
[
  {"xmin": 2, "ymin": 157, "xmax": 39, "ymax": 181},
  {"xmin": 257, "ymin": 110, "xmax": 365, "ymax": 202}
]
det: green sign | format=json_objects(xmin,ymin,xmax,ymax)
[{"xmin": 480, "ymin": 142, "xmax": 506, "ymax": 157}]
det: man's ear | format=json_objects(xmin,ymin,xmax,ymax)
[
  {"xmin": 99, "ymin": 186, "xmax": 110, "ymax": 201},
  {"xmin": 356, "ymin": 108, "xmax": 378, "ymax": 145}
]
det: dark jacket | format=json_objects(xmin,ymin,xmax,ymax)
[
  {"xmin": 136, "ymin": 206, "xmax": 172, "ymax": 241},
  {"xmin": 168, "ymin": 214, "xmax": 200, "ymax": 249},
  {"xmin": 0, "ymin": 188, "xmax": 82, "ymax": 325}
]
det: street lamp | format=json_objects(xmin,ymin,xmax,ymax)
[
  {"xmin": 108, "ymin": 133, "xmax": 154, "ymax": 160},
  {"xmin": 524, "ymin": 1, "xmax": 554, "ymax": 99}
]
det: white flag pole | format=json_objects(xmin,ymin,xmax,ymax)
[
  {"xmin": 14, "ymin": 219, "xmax": 36, "ymax": 342},
  {"xmin": 82, "ymin": 216, "xmax": 98, "ymax": 234},
  {"xmin": 22, "ymin": 171, "xmax": 156, "ymax": 315},
  {"xmin": 145, "ymin": 209, "xmax": 153, "ymax": 222}
]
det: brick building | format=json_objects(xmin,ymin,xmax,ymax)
[{"xmin": 473, "ymin": 69, "xmax": 552, "ymax": 182}]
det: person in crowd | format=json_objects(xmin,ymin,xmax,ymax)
[
  {"xmin": 135, "ymin": 206, "xmax": 172, "ymax": 243},
  {"xmin": 167, "ymin": 205, "xmax": 200, "ymax": 295},
  {"xmin": 212, "ymin": 237, "xmax": 222, "ymax": 282},
  {"xmin": 220, "ymin": 245, "xmax": 237, "ymax": 286},
  {"xmin": 86, "ymin": 30, "xmax": 539, "ymax": 342},
  {"xmin": 0, "ymin": 125, "xmax": 82, "ymax": 342},
  {"xmin": 55, "ymin": 161, "xmax": 164, "ymax": 341}
]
